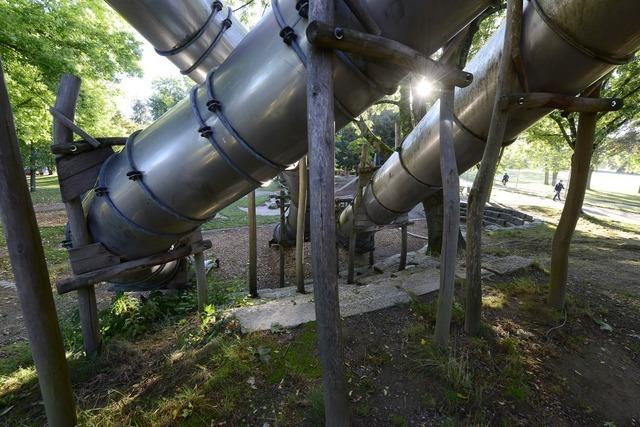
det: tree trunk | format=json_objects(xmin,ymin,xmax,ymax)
[
  {"xmin": 548, "ymin": 87, "xmax": 600, "ymax": 309},
  {"xmin": 465, "ymin": 0, "xmax": 522, "ymax": 336},
  {"xmin": 398, "ymin": 84, "xmax": 414, "ymax": 135},
  {"xmin": 586, "ymin": 167, "xmax": 594, "ymax": 190},
  {"xmin": 551, "ymin": 170, "xmax": 558, "ymax": 186},
  {"xmin": 544, "ymin": 168, "xmax": 549, "ymax": 185},
  {"xmin": 423, "ymin": 192, "xmax": 465, "ymax": 257}
]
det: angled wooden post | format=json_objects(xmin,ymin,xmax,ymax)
[
  {"xmin": 465, "ymin": 0, "xmax": 523, "ymax": 335},
  {"xmin": 0, "ymin": 60, "xmax": 77, "ymax": 426},
  {"xmin": 548, "ymin": 85, "xmax": 602, "ymax": 308},
  {"xmin": 307, "ymin": 0, "xmax": 350, "ymax": 424},
  {"xmin": 248, "ymin": 190, "xmax": 259, "ymax": 298},
  {"xmin": 433, "ymin": 85, "xmax": 460, "ymax": 347},
  {"xmin": 295, "ymin": 157, "xmax": 308, "ymax": 293},
  {"xmin": 52, "ymin": 74, "xmax": 102, "ymax": 355}
]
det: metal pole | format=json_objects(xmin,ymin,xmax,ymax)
[
  {"xmin": 52, "ymin": 74, "xmax": 101, "ymax": 356},
  {"xmin": 0, "ymin": 60, "xmax": 77, "ymax": 427},
  {"xmin": 278, "ymin": 189, "xmax": 286, "ymax": 288},
  {"xmin": 248, "ymin": 190, "xmax": 258, "ymax": 297},
  {"xmin": 295, "ymin": 158, "xmax": 308, "ymax": 293},
  {"xmin": 307, "ymin": 0, "xmax": 350, "ymax": 423}
]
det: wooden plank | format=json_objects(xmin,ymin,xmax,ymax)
[
  {"xmin": 194, "ymin": 250, "xmax": 208, "ymax": 311},
  {"xmin": 306, "ymin": 21, "xmax": 473, "ymax": 88},
  {"xmin": 53, "ymin": 74, "xmax": 103, "ymax": 356},
  {"xmin": 307, "ymin": 2, "xmax": 350, "ymax": 424},
  {"xmin": 278, "ymin": 190, "xmax": 286, "ymax": 287},
  {"xmin": 398, "ymin": 224, "xmax": 408, "ymax": 271},
  {"xmin": 0, "ymin": 59, "xmax": 77, "ymax": 426},
  {"xmin": 68, "ymin": 242, "xmax": 120, "ymax": 274},
  {"xmin": 57, "ymin": 240, "xmax": 212, "ymax": 294}
]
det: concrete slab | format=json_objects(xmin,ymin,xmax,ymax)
[
  {"xmin": 229, "ymin": 266, "xmax": 441, "ymax": 333},
  {"xmin": 228, "ymin": 249, "xmax": 534, "ymax": 333}
]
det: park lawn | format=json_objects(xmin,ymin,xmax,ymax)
[{"xmin": 1, "ymin": 207, "xmax": 639, "ymax": 425}]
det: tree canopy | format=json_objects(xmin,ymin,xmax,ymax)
[{"xmin": 0, "ymin": 0, "xmax": 142, "ymax": 176}]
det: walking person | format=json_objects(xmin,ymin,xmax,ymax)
[{"xmin": 553, "ymin": 180, "xmax": 565, "ymax": 201}]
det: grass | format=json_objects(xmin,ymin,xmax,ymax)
[
  {"xmin": 201, "ymin": 194, "xmax": 280, "ymax": 231},
  {"xmin": 27, "ymin": 174, "xmax": 63, "ymax": 205}
]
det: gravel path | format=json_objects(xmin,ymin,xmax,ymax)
[{"xmin": 202, "ymin": 220, "xmax": 429, "ymax": 290}]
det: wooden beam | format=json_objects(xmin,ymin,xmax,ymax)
[
  {"xmin": 51, "ymin": 136, "xmax": 127, "ymax": 155},
  {"xmin": 248, "ymin": 190, "xmax": 258, "ymax": 298},
  {"xmin": 342, "ymin": 0, "xmax": 381, "ymax": 35},
  {"xmin": 0, "ymin": 59, "xmax": 77, "ymax": 427},
  {"xmin": 306, "ymin": 21, "xmax": 473, "ymax": 88},
  {"xmin": 433, "ymin": 85, "xmax": 460, "ymax": 347},
  {"xmin": 307, "ymin": 0, "xmax": 350, "ymax": 424},
  {"xmin": 295, "ymin": 158, "xmax": 308, "ymax": 293},
  {"xmin": 52, "ymin": 74, "xmax": 102, "ymax": 356},
  {"xmin": 465, "ymin": 0, "xmax": 523, "ymax": 336},
  {"xmin": 503, "ymin": 92, "xmax": 622, "ymax": 112},
  {"xmin": 57, "ymin": 241, "xmax": 212, "ymax": 294}
]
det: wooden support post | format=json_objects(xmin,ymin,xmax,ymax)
[
  {"xmin": 307, "ymin": 0, "xmax": 350, "ymax": 424},
  {"xmin": 193, "ymin": 229, "xmax": 208, "ymax": 311},
  {"xmin": 433, "ymin": 85, "xmax": 460, "ymax": 348},
  {"xmin": 278, "ymin": 189, "xmax": 286, "ymax": 288},
  {"xmin": 306, "ymin": 22, "xmax": 473, "ymax": 88},
  {"xmin": 502, "ymin": 92, "xmax": 622, "ymax": 113},
  {"xmin": 548, "ymin": 85, "xmax": 602, "ymax": 309},
  {"xmin": 0, "ymin": 60, "xmax": 77, "ymax": 427},
  {"xmin": 394, "ymin": 121, "xmax": 401, "ymax": 149},
  {"xmin": 248, "ymin": 190, "xmax": 259, "ymax": 298},
  {"xmin": 295, "ymin": 158, "xmax": 308, "ymax": 293},
  {"xmin": 465, "ymin": 0, "xmax": 522, "ymax": 336},
  {"xmin": 52, "ymin": 74, "xmax": 102, "ymax": 356},
  {"xmin": 398, "ymin": 223, "xmax": 408, "ymax": 271}
]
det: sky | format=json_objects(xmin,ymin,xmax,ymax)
[{"xmin": 115, "ymin": 35, "xmax": 183, "ymax": 118}]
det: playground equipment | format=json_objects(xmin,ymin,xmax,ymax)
[
  {"xmin": 84, "ymin": 0, "xmax": 489, "ymax": 261},
  {"xmin": 337, "ymin": 0, "xmax": 640, "ymax": 237}
]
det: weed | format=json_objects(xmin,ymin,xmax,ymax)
[{"xmin": 389, "ymin": 413, "xmax": 408, "ymax": 426}]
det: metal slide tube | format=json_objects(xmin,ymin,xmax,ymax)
[
  {"xmin": 106, "ymin": 0, "xmax": 248, "ymax": 83},
  {"xmin": 93, "ymin": 0, "xmax": 493, "ymax": 260},
  {"xmin": 339, "ymin": 0, "xmax": 640, "ymax": 233}
]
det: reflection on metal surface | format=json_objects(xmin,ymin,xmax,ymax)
[{"xmin": 95, "ymin": 0, "xmax": 493, "ymax": 259}]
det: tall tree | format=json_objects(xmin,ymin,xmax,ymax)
[
  {"xmin": 0, "ymin": 0, "xmax": 142, "ymax": 189},
  {"xmin": 146, "ymin": 77, "xmax": 192, "ymax": 120}
]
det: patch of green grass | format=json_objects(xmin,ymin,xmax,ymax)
[
  {"xmin": 28, "ymin": 174, "xmax": 62, "ymax": 205},
  {"xmin": 201, "ymin": 194, "xmax": 280, "ymax": 230},
  {"xmin": 266, "ymin": 322, "xmax": 321, "ymax": 384}
]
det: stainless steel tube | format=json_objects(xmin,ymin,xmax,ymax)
[
  {"xmin": 105, "ymin": 0, "xmax": 248, "ymax": 83},
  {"xmin": 339, "ymin": 0, "xmax": 640, "ymax": 234},
  {"xmin": 93, "ymin": 0, "xmax": 493, "ymax": 259}
]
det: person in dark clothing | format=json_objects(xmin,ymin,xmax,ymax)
[
  {"xmin": 553, "ymin": 180, "xmax": 565, "ymax": 201},
  {"xmin": 502, "ymin": 173, "xmax": 509, "ymax": 186}
]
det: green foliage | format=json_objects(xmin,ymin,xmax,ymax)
[
  {"xmin": 146, "ymin": 77, "xmax": 192, "ymax": 120},
  {"xmin": 1, "ymin": 0, "xmax": 142, "ymax": 173}
]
